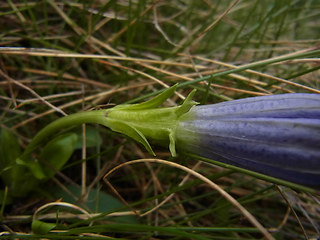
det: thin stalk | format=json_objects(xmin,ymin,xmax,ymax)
[
  {"xmin": 179, "ymin": 48, "xmax": 320, "ymax": 88},
  {"xmin": 21, "ymin": 110, "xmax": 108, "ymax": 159}
]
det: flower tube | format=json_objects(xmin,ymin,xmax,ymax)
[{"xmin": 176, "ymin": 94, "xmax": 320, "ymax": 188}]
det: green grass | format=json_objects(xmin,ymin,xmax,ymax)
[{"xmin": 0, "ymin": 0, "xmax": 320, "ymax": 239}]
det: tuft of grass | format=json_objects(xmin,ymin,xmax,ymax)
[{"xmin": 0, "ymin": 1, "xmax": 320, "ymax": 239}]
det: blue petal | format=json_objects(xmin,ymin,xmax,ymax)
[{"xmin": 176, "ymin": 93, "xmax": 320, "ymax": 187}]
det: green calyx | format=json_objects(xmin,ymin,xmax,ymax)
[
  {"xmin": 104, "ymin": 84, "xmax": 198, "ymax": 157},
  {"xmin": 21, "ymin": 85, "xmax": 197, "ymax": 162}
]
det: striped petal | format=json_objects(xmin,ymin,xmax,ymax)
[{"xmin": 176, "ymin": 93, "xmax": 320, "ymax": 188}]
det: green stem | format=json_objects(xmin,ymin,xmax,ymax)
[{"xmin": 21, "ymin": 110, "xmax": 108, "ymax": 159}]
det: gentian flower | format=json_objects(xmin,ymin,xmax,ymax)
[{"xmin": 22, "ymin": 84, "xmax": 320, "ymax": 189}]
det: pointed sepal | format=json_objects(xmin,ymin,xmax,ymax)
[
  {"xmin": 176, "ymin": 89, "xmax": 198, "ymax": 117},
  {"xmin": 113, "ymin": 84, "xmax": 178, "ymax": 111},
  {"xmin": 107, "ymin": 119, "xmax": 155, "ymax": 156}
]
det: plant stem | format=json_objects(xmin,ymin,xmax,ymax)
[{"xmin": 21, "ymin": 110, "xmax": 108, "ymax": 159}]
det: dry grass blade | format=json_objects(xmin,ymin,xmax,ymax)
[
  {"xmin": 275, "ymin": 185, "xmax": 308, "ymax": 239},
  {"xmin": 104, "ymin": 158, "xmax": 275, "ymax": 240},
  {"xmin": 11, "ymin": 82, "xmax": 153, "ymax": 129},
  {"xmin": 33, "ymin": 202, "xmax": 91, "ymax": 221},
  {"xmin": 0, "ymin": 68, "xmax": 67, "ymax": 116}
]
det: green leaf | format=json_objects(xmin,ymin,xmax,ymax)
[
  {"xmin": 0, "ymin": 128, "xmax": 21, "ymax": 170},
  {"xmin": 32, "ymin": 220, "xmax": 56, "ymax": 234},
  {"xmin": 16, "ymin": 158, "xmax": 46, "ymax": 180},
  {"xmin": 74, "ymin": 126, "xmax": 102, "ymax": 149},
  {"xmin": 8, "ymin": 132, "xmax": 77, "ymax": 196},
  {"xmin": 1, "ymin": 164, "xmax": 39, "ymax": 197},
  {"xmin": 0, "ymin": 129, "xmax": 39, "ymax": 197},
  {"xmin": 39, "ymin": 133, "xmax": 78, "ymax": 179}
]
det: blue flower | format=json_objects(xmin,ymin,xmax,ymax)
[
  {"xmin": 23, "ymin": 83, "xmax": 320, "ymax": 189},
  {"xmin": 176, "ymin": 93, "xmax": 320, "ymax": 188}
]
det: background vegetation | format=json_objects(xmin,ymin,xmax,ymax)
[{"xmin": 0, "ymin": 0, "xmax": 319, "ymax": 239}]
